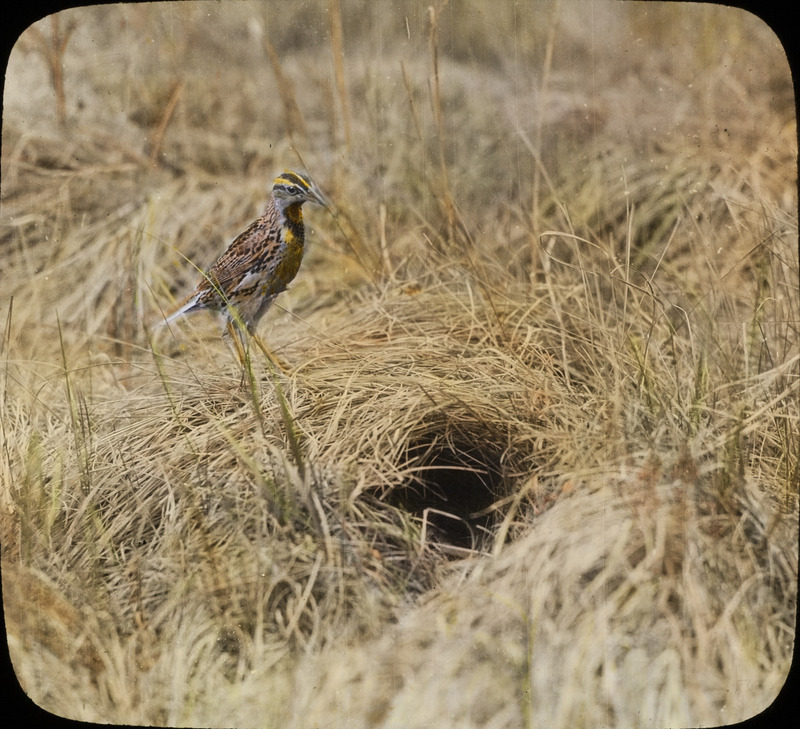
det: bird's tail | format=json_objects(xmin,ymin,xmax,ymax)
[{"xmin": 155, "ymin": 293, "xmax": 202, "ymax": 328}]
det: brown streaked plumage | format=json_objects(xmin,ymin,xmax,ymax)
[{"xmin": 162, "ymin": 170, "xmax": 325, "ymax": 358}]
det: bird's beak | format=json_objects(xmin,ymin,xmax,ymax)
[{"xmin": 308, "ymin": 186, "xmax": 328, "ymax": 208}]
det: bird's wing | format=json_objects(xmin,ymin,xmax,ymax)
[{"xmin": 199, "ymin": 215, "xmax": 280, "ymax": 296}]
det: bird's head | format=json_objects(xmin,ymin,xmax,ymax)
[{"xmin": 271, "ymin": 170, "xmax": 327, "ymax": 211}]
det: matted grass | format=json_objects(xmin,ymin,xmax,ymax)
[{"xmin": 2, "ymin": 1, "xmax": 797, "ymax": 727}]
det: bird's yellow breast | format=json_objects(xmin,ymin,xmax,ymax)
[{"xmin": 260, "ymin": 225, "xmax": 304, "ymax": 297}]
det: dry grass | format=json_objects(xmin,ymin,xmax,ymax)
[{"xmin": 1, "ymin": 1, "xmax": 798, "ymax": 727}]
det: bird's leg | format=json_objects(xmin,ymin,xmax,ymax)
[
  {"xmin": 243, "ymin": 296, "xmax": 291, "ymax": 373},
  {"xmin": 222, "ymin": 319, "xmax": 255, "ymax": 391},
  {"xmin": 250, "ymin": 332, "xmax": 292, "ymax": 374},
  {"xmin": 223, "ymin": 318, "xmax": 290, "ymax": 376},
  {"xmin": 224, "ymin": 319, "xmax": 249, "ymax": 366}
]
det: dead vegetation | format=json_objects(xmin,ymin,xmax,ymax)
[{"xmin": 1, "ymin": 1, "xmax": 797, "ymax": 727}]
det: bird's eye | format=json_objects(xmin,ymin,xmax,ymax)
[{"xmin": 285, "ymin": 185, "xmax": 300, "ymax": 195}]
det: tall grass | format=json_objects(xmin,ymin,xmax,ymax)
[{"xmin": 2, "ymin": 1, "xmax": 797, "ymax": 727}]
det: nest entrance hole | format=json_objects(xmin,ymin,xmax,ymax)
[{"xmin": 389, "ymin": 438, "xmax": 507, "ymax": 554}]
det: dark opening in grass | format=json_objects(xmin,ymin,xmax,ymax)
[{"xmin": 389, "ymin": 438, "xmax": 507, "ymax": 553}]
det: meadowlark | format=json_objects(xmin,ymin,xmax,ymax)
[{"xmin": 161, "ymin": 170, "xmax": 326, "ymax": 365}]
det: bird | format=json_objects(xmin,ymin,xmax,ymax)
[{"xmin": 160, "ymin": 169, "xmax": 326, "ymax": 366}]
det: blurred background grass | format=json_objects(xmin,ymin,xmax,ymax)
[{"xmin": 1, "ymin": 1, "xmax": 798, "ymax": 727}]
